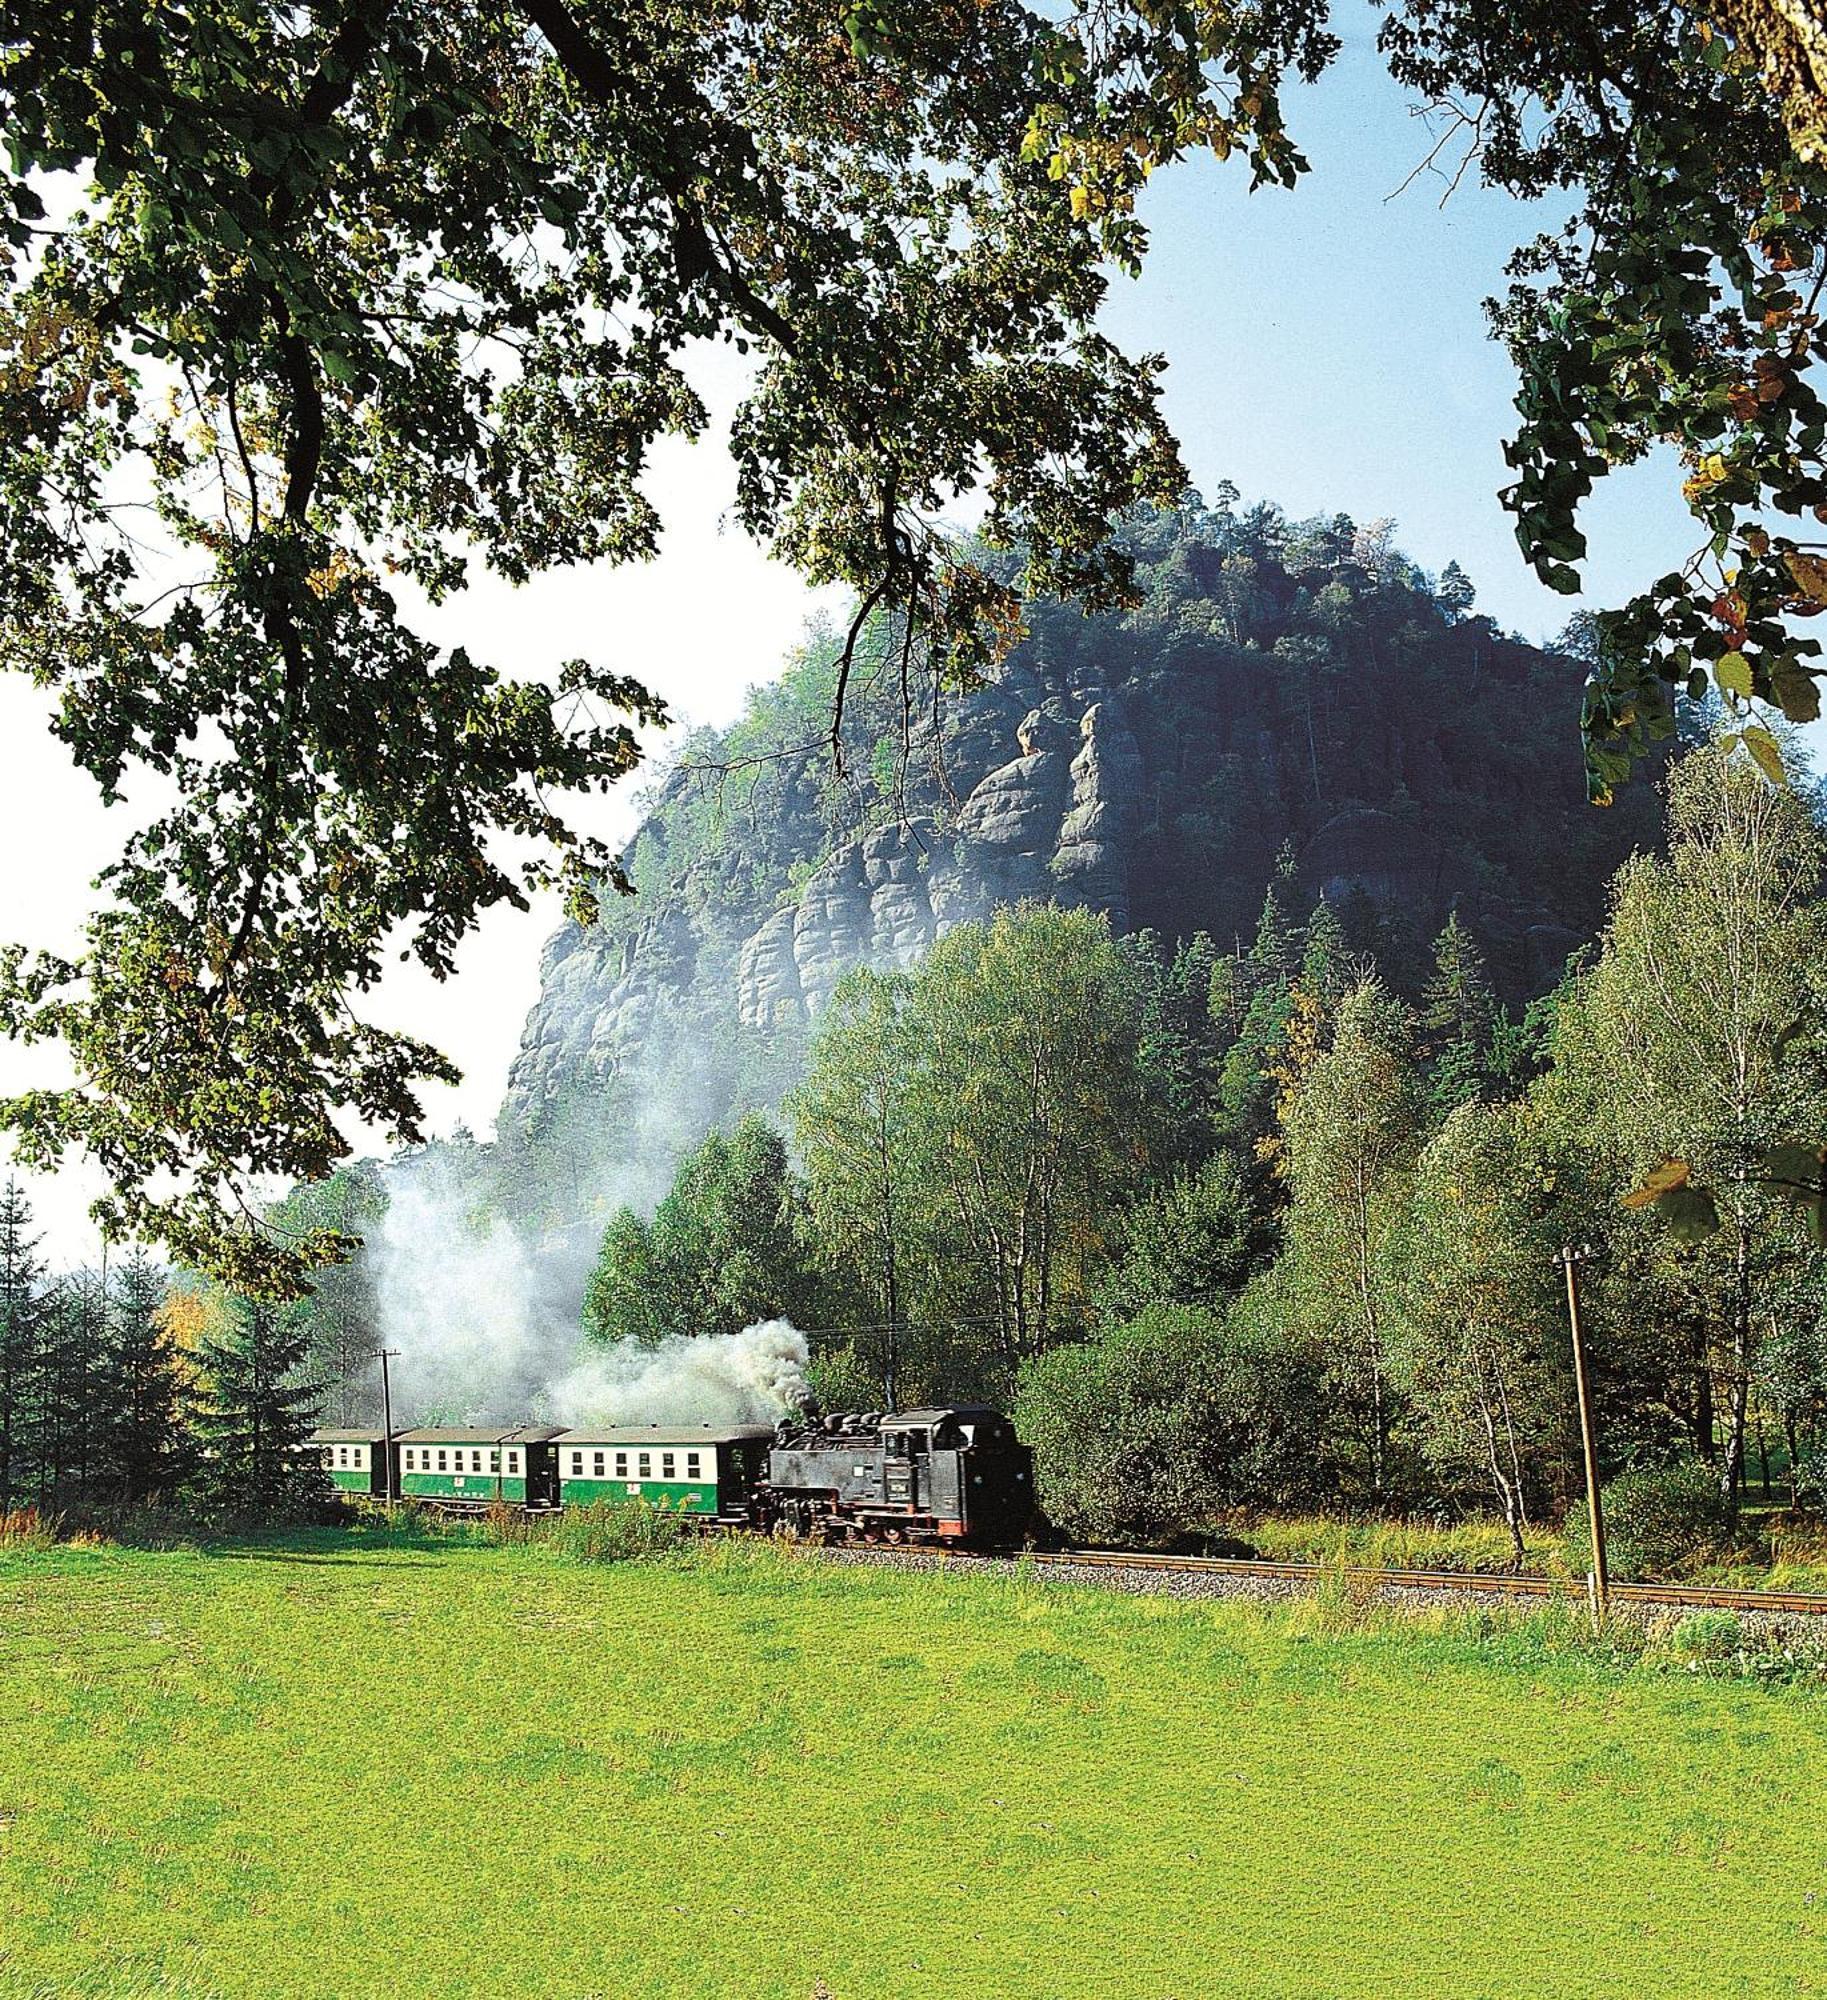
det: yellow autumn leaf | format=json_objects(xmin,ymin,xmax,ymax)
[
  {"xmin": 1784, "ymin": 549, "xmax": 1827, "ymax": 603},
  {"xmin": 1623, "ymin": 1159, "xmax": 1690, "ymax": 1210}
]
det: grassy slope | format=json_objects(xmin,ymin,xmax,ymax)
[{"xmin": 2, "ymin": 1537, "xmax": 1825, "ymax": 2000}]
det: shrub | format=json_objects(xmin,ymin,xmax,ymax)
[
  {"xmin": 1670, "ymin": 1612, "xmax": 1745, "ymax": 1664},
  {"xmin": 548, "ymin": 1499, "xmax": 690, "ymax": 1564},
  {"xmin": 1564, "ymin": 1458, "xmax": 1734, "ymax": 1581},
  {"xmin": 1013, "ymin": 1306, "xmax": 1324, "ymax": 1544}
]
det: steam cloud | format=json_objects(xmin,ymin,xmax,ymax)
[
  {"xmin": 552, "ymin": 1318, "xmax": 811, "ymax": 1429},
  {"xmin": 373, "ymin": 1152, "xmax": 809, "ymax": 1427}
]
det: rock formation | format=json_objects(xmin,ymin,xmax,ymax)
[{"xmin": 502, "ymin": 605, "xmax": 1656, "ymax": 1136}]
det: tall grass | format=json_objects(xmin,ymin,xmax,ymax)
[
  {"xmin": 481, "ymin": 1496, "xmax": 691, "ymax": 1563},
  {"xmin": 1226, "ymin": 1511, "xmax": 1562, "ymax": 1575},
  {"xmin": 0, "ymin": 1505, "xmax": 56, "ymax": 1549}
]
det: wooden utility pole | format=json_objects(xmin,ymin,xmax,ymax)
[
  {"xmin": 376, "ymin": 1348, "xmax": 400, "ymax": 1502},
  {"xmin": 1560, "ymin": 1245, "xmax": 1608, "ymax": 1625}
]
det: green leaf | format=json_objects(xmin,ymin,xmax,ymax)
[
  {"xmin": 1654, "ymin": 1184, "xmax": 1720, "ymax": 1245},
  {"xmin": 1714, "ymin": 652, "xmax": 1754, "ymax": 699},
  {"xmin": 1759, "ymin": 1142, "xmax": 1825, "ymax": 1195},
  {"xmin": 1741, "ymin": 723, "xmax": 1787, "ymax": 784},
  {"xmin": 1771, "ymin": 661, "xmax": 1822, "ymax": 723}
]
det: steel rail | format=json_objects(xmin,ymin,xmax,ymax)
[{"xmin": 979, "ymin": 1546, "xmax": 1827, "ymax": 1616}]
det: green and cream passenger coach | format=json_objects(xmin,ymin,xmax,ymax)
[
  {"xmin": 557, "ymin": 1425, "xmax": 774, "ymax": 1517},
  {"xmin": 313, "ymin": 1428, "xmax": 394, "ymax": 1498},
  {"xmin": 396, "ymin": 1426, "xmax": 564, "ymax": 1508}
]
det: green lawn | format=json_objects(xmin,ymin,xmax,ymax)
[{"xmin": 3, "ymin": 1535, "xmax": 1826, "ymax": 2000}]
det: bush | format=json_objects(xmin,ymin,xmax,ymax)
[
  {"xmin": 1670, "ymin": 1612, "xmax": 1745, "ymax": 1664},
  {"xmin": 1012, "ymin": 1306, "xmax": 1324, "ymax": 1545},
  {"xmin": 546, "ymin": 1499, "xmax": 690, "ymax": 1564},
  {"xmin": 1564, "ymin": 1458, "xmax": 1734, "ymax": 1581}
]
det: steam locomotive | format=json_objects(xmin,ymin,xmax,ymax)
[{"xmin": 311, "ymin": 1401, "xmax": 1035, "ymax": 1548}]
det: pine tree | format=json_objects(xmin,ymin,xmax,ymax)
[
  {"xmin": 192, "ymin": 1294, "xmax": 324, "ymax": 1515},
  {"xmin": 0, "ymin": 1181, "xmax": 48, "ymax": 1513},
  {"xmin": 109, "ymin": 1253, "xmax": 191, "ymax": 1504},
  {"xmin": 1420, "ymin": 913, "xmax": 1500, "ymax": 1116},
  {"xmin": 29, "ymin": 1270, "xmax": 108, "ymax": 1507},
  {"xmin": 1437, "ymin": 559, "xmax": 1477, "ymax": 620},
  {"xmin": 1299, "ymin": 895, "xmax": 1349, "ymax": 1010},
  {"xmin": 1216, "ymin": 883, "xmax": 1302, "ymax": 1138}
]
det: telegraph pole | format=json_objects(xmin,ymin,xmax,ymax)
[
  {"xmin": 1560, "ymin": 1244, "xmax": 1608, "ymax": 1626},
  {"xmin": 376, "ymin": 1348, "xmax": 400, "ymax": 1502}
]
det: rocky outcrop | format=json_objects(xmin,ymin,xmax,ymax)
[
  {"xmin": 504, "ymin": 671, "xmax": 1151, "ymax": 1117},
  {"xmin": 500, "ymin": 575, "xmax": 1658, "ymax": 1132}
]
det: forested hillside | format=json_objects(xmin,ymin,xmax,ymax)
[{"xmin": 496, "ymin": 494, "xmax": 1660, "ymax": 1231}]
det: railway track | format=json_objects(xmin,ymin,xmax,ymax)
[{"xmin": 977, "ymin": 1545, "xmax": 1827, "ymax": 1617}]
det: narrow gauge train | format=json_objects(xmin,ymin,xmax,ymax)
[{"xmin": 311, "ymin": 1403, "xmax": 1034, "ymax": 1547}]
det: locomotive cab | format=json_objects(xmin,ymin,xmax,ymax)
[{"xmin": 879, "ymin": 1407, "xmax": 1035, "ymax": 1544}]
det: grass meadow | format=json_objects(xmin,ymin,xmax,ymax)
[{"xmin": 3, "ymin": 1531, "xmax": 1827, "ymax": 2000}]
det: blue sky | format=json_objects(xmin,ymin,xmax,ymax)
[{"xmin": 1102, "ymin": 6, "xmax": 1696, "ymax": 644}]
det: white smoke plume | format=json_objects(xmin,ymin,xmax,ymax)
[
  {"xmin": 551, "ymin": 1318, "xmax": 810, "ymax": 1428},
  {"xmin": 373, "ymin": 1151, "xmax": 809, "ymax": 1427}
]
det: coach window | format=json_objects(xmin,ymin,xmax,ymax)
[
  {"xmin": 437, "ymin": 1451, "xmax": 448, "ymax": 1471},
  {"xmin": 614, "ymin": 1453, "xmax": 628, "ymax": 1477},
  {"xmin": 570, "ymin": 1452, "xmax": 583, "ymax": 1475},
  {"xmin": 686, "ymin": 1453, "xmax": 701, "ymax": 1479},
  {"xmin": 507, "ymin": 1451, "xmax": 520, "ymax": 1474},
  {"xmin": 637, "ymin": 1453, "xmax": 651, "ymax": 1477},
  {"xmin": 489, "ymin": 1451, "xmax": 500, "ymax": 1472},
  {"xmin": 661, "ymin": 1453, "xmax": 676, "ymax": 1479}
]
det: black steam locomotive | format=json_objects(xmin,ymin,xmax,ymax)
[{"xmin": 753, "ymin": 1404, "xmax": 1036, "ymax": 1546}]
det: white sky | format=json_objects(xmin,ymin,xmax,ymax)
[{"xmin": 0, "ymin": 12, "xmax": 1765, "ymax": 1257}]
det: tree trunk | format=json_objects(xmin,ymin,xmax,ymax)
[
  {"xmin": 1481, "ymin": 1399, "xmax": 1527, "ymax": 1571},
  {"xmin": 1714, "ymin": 0, "xmax": 1827, "ymax": 166},
  {"xmin": 1723, "ymin": 1214, "xmax": 1753, "ymax": 1518},
  {"xmin": 1695, "ymin": 1320, "xmax": 1717, "ymax": 1463}
]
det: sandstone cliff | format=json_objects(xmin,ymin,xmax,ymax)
[{"xmin": 502, "ymin": 502, "xmax": 1656, "ymax": 1140}]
